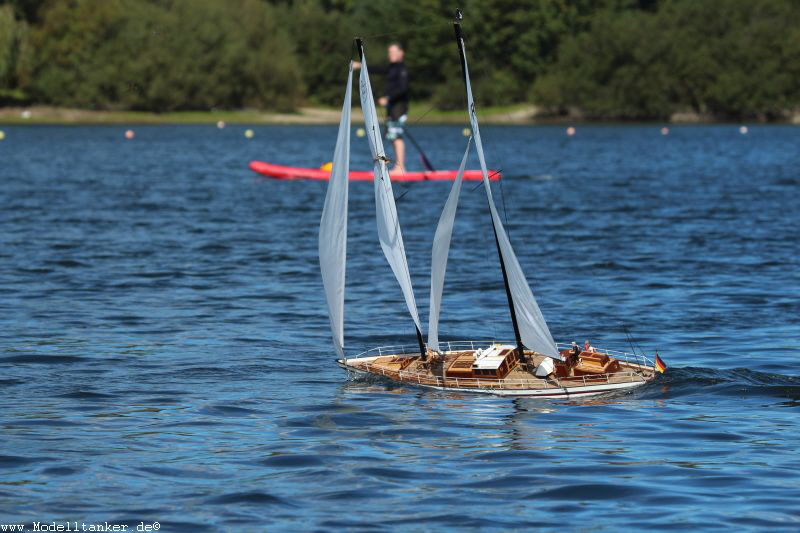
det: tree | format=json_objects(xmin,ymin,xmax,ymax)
[
  {"xmin": 0, "ymin": 3, "xmax": 29, "ymax": 102},
  {"xmin": 20, "ymin": 0, "xmax": 304, "ymax": 111},
  {"xmin": 532, "ymin": 0, "xmax": 800, "ymax": 120}
]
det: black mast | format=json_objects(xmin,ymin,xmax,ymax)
[
  {"xmin": 355, "ymin": 37, "xmax": 428, "ymax": 361},
  {"xmin": 453, "ymin": 11, "xmax": 525, "ymax": 362}
]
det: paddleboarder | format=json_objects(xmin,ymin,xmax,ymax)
[{"xmin": 353, "ymin": 42, "xmax": 409, "ymax": 174}]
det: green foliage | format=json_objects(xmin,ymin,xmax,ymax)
[
  {"xmin": 533, "ymin": 0, "xmax": 800, "ymax": 119},
  {"xmin": 279, "ymin": 0, "xmax": 355, "ymax": 106},
  {"xmin": 0, "ymin": 0, "xmax": 48, "ymax": 23},
  {"xmin": 20, "ymin": 0, "xmax": 303, "ymax": 111},
  {"xmin": 0, "ymin": 4, "xmax": 27, "ymax": 88},
  {"xmin": 0, "ymin": 0, "xmax": 798, "ymax": 118}
]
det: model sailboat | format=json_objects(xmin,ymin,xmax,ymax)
[{"xmin": 321, "ymin": 13, "xmax": 659, "ymax": 398}]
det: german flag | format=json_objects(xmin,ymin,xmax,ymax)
[{"xmin": 655, "ymin": 353, "xmax": 667, "ymax": 373}]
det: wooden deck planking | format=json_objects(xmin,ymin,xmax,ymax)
[{"xmin": 351, "ymin": 350, "xmax": 654, "ymax": 391}]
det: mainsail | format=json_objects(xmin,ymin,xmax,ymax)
[
  {"xmin": 428, "ymin": 139, "xmax": 471, "ymax": 352},
  {"xmin": 319, "ymin": 62, "xmax": 353, "ymax": 357},
  {"xmin": 356, "ymin": 40, "xmax": 425, "ymax": 354},
  {"xmin": 453, "ymin": 20, "xmax": 561, "ymax": 360}
]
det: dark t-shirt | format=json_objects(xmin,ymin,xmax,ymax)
[{"xmin": 370, "ymin": 61, "xmax": 409, "ymax": 120}]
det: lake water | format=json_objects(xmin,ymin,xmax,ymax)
[{"xmin": 0, "ymin": 124, "xmax": 798, "ymax": 532}]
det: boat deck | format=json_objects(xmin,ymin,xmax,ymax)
[{"xmin": 343, "ymin": 347, "xmax": 655, "ymax": 394}]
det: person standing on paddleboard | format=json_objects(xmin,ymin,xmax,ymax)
[{"xmin": 353, "ymin": 42, "xmax": 409, "ymax": 175}]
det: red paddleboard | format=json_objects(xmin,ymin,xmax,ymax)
[{"xmin": 249, "ymin": 161, "xmax": 499, "ymax": 182}]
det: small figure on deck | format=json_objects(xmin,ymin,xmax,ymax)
[
  {"xmin": 568, "ymin": 341, "xmax": 581, "ymax": 375},
  {"xmin": 353, "ymin": 42, "xmax": 409, "ymax": 174},
  {"xmin": 584, "ymin": 339, "xmax": 595, "ymax": 353}
]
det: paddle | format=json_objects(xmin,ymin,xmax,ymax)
[
  {"xmin": 402, "ymin": 127, "xmax": 436, "ymax": 172},
  {"xmin": 389, "ymin": 125, "xmax": 434, "ymax": 203}
]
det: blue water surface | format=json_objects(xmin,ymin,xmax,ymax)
[{"xmin": 0, "ymin": 123, "xmax": 798, "ymax": 532}]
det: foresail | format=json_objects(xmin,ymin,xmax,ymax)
[
  {"xmin": 456, "ymin": 31, "xmax": 561, "ymax": 361},
  {"xmin": 428, "ymin": 139, "xmax": 471, "ymax": 352},
  {"xmin": 358, "ymin": 46, "xmax": 423, "ymax": 333},
  {"xmin": 319, "ymin": 62, "xmax": 353, "ymax": 357}
]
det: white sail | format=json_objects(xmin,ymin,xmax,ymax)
[
  {"xmin": 457, "ymin": 35, "xmax": 561, "ymax": 361},
  {"xmin": 428, "ymin": 139, "xmax": 471, "ymax": 352},
  {"xmin": 319, "ymin": 62, "xmax": 353, "ymax": 357},
  {"xmin": 358, "ymin": 48, "xmax": 423, "ymax": 332}
]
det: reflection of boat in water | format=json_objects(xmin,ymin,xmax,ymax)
[{"xmin": 320, "ymin": 11, "xmax": 661, "ymax": 398}]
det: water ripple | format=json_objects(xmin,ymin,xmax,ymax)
[{"xmin": 0, "ymin": 125, "xmax": 798, "ymax": 531}]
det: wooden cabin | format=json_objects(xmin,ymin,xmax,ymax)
[
  {"xmin": 446, "ymin": 344, "xmax": 518, "ymax": 380},
  {"xmin": 445, "ymin": 352, "xmax": 477, "ymax": 378}
]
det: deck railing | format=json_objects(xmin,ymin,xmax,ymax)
[
  {"xmin": 355, "ymin": 360, "xmax": 649, "ymax": 391},
  {"xmin": 348, "ymin": 339, "xmax": 655, "ymax": 370}
]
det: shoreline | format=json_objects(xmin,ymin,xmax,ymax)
[{"xmin": 1, "ymin": 105, "xmax": 798, "ymax": 125}]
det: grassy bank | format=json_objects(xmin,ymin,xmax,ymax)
[
  {"xmin": 2, "ymin": 105, "xmax": 798, "ymax": 125},
  {"xmin": 0, "ymin": 104, "xmax": 543, "ymax": 125}
]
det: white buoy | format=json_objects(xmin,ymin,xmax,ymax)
[
  {"xmin": 356, "ymin": 128, "xmax": 365, "ymax": 137},
  {"xmin": 566, "ymin": 126, "xmax": 576, "ymax": 136},
  {"xmin": 661, "ymin": 127, "xmax": 669, "ymax": 135},
  {"xmin": 462, "ymin": 127, "xmax": 471, "ymax": 137},
  {"xmin": 739, "ymin": 125, "xmax": 748, "ymax": 135},
  {"xmin": 244, "ymin": 129, "xmax": 254, "ymax": 138},
  {"xmin": 124, "ymin": 129, "xmax": 135, "ymax": 139},
  {"xmin": 216, "ymin": 120, "xmax": 225, "ymax": 129},
  {"xmin": 0, "ymin": 130, "xmax": 5, "ymax": 141}
]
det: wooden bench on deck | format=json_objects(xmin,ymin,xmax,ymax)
[
  {"xmin": 371, "ymin": 356, "xmax": 415, "ymax": 373},
  {"xmin": 574, "ymin": 352, "xmax": 619, "ymax": 374}
]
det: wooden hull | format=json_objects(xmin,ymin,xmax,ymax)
[{"xmin": 337, "ymin": 342, "xmax": 657, "ymax": 398}]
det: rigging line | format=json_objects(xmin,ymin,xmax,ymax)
[
  {"xmin": 473, "ymin": 195, "xmax": 501, "ymax": 342},
  {"xmin": 381, "ymin": 122, "xmax": 418, "ymax": 203},
  {"xmin": 394, "ymin": 187, "xmax": 411, "ymax": 203},
  {"xmin": 364, "ymin": 67, "xmax": 418, "ymax": 319},
  {"xmin": 377, "ymin": 160, "xmax": 419, "ymax": 321},
  {"xmin": 360, "ymin": 43, "xmax": 420, "ymax": 327},
  {"xmin": 409, "ymin": 104, "xmax": 437, "ymax": 126},
  {"xmin": 498, "ymin": 171, "xmax": 510, "ymax": 234},
  {"xmin": 622, "ymin": 323, "xmax": 645, "ymax": 357},
  {"xmin": 622, "ymin": 323, "xmax": 647, "ymax": 376},
  {"xmin": 469, "ymin": 169, "xmax": 503, "ymax": 191}
]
